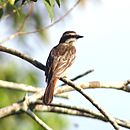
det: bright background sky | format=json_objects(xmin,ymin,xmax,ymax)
[{"xmin": 2, "ymin": 0, "xmax": 130, "ymax": 129}]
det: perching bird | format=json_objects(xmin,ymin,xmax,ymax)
[{"xmin": 43, "ymin": 31, "xmax": 83, "ymax": 104}]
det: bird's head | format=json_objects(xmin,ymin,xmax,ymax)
[{"xmin": 59, "ymin": 31, "xmax": 83, "ymax": 44}]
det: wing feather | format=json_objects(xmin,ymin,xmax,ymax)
[{"xmin": 45, "ymin": 44, "xmax": 76, "ymax": 83}]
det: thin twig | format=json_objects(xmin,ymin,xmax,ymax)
[
  {"xmin": 0, "ymin": 0, "xmax": 80, "ymax": 44},
  {"xmin": 60, "ymin": 69, "xmax": 94, "ymax": 86},
  {"xmin": 18, "ymin": 3, "xmax": 34, "ymax": 32},
  {"xmin": 71, "ymin": 69, "xmax": 94, "ymax": 81},
  {"xmin": 26, "ymin": 110, "xmax": 53, "ymax": 130}
]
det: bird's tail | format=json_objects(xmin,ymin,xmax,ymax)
[{"xmin": 43, "ymin": 78, "xmax": 58, "ymax": 104}]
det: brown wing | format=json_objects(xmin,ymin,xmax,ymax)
[{"xmin": 45, "ymin": 44, "xmax": 76, "ymax": 84}]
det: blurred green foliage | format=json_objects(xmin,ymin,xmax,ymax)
[
  {"xmin": 0, "ymin": 60, "xmax": 69, "ymax": 130},
  {"xmin": 0, "ymin": 113, "xmax": 69, "ymax": 130},
  {"xmin": 39, "ymin": 113, "xmax": 69, "ymax": 130},
  {"xmin": 0, "ymin": 59, "xmax": 39, "ymax": 107},
  {"xmin": 0, "ymin": 8, "xmax": 3, "ymax": 18},
  {"xmin": 43, "ymin": 0, "xmax": 55, "ymax": 20},
  {"xmin": 0, "ymin": 0, "xmax": 72, "ymax": 49}
]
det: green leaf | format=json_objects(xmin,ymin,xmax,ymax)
[
  {"xmin": 43, "ymin": 0, "xmax": 54, "ymax": 20},
  {"xmin": 55, "ymin": 0, "xmax": 60, "ymax": 7},
  {"xmin": 44, "ymin": 0, "xmax": 51, "ymax": 6},
  {"xmin": 8, "ymin": 0, "xmax": 15, "ymax": 5},
  {"xmin": 0, "ymin": 9, "xmax": 3, "ymax": 19}
]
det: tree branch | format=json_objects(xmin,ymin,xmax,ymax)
[
  {"xmin": 0, "ymin": 79, "xmax": 130, "ymax": 95},
  {"xmin": 0, "ymin": 80, "xmax": 68, "ymax": 99},
  {"xmin": 60, "ymin": 77, "xmax": 120, "ymax": 130},
  {"xmin": 26, "ymin": 110, "xmax": 53, "ymax": 130},
  {"xmin": 34, "ymin": 103, "xmax": 130, "ymax": 129},
  {"xmin": 0, "ymin": 80, "xmax": 41, "ymax": 92},
  {"xmin": 1, "ymin": 101, "xmax": 130, "ymax": 129},
  {"xmin": 0, "ymin": 102, "xmax": 21, "ymax": 118},
  {"xmin": 55, "ymin": 80, "xmax": 130, "ymax": 94},
  {"xmin": 0, "ymin": 45, "xmax": 45, "ymax": 71}
]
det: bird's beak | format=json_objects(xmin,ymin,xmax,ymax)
[{"xmin": 76, "ymin": 35, "xmax": 84, "ymax": 39}]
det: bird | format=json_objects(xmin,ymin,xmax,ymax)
[{"xmin": 43, "ymin": 31, "xmax": 83, "ymax": 104}]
